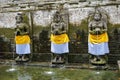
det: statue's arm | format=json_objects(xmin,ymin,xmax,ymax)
[
  {"xmin": 88, "ymin": 22, "xmax": 94, "ymax": 34},
  {"xmin": 102, "ymin": 22, "xmax": 107, "ymax": 32},
  {"xmin": 15, "ymin": 25, "xmax": 20, "ymax": 36},
  {"xmin": 61, "ymin": 22, "xmax": 67, "ymax": 34},
  {"xmin": 51, "ymin": 23, "xmax": 54, "ymax": 34}
]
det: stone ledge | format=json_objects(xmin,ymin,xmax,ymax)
[
  {"xmin": 0, "ymin": 0, "xmax": 120, "ymax": 12},
  {"xmin": 0, "ymin": 52, "xmax": 120, "ymax": 65}
]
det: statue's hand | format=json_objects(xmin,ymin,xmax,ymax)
[
  {"xmin": 53, "ymin": 31, "xmax": 59, "ymax": 35},
  {"xmin": 15, "ymin": 29, "xmax": 21, "ymax": 36},
  {"xmin": 16, "ymin": 31, "xmax": 20, "ymax": 36},
  {"xmin": 89, "ymin": 30, "xmax": 96, "ymax": 34},
  {"xmin": 96, "ymin": 29, "xmax": 107, "ymax": 34},
  {"xmin": 95, "ymin": 28, "xmax": 100, "ymax": 31},
  {"xmin": 53, "ymin": 30, "xmax": 61, "ymax": 35},
  {"xmin": 60, "ymin": 31, "xmax": 66, "ymax": 34},
  {"xmin": 90, "ymin": 30, "xmax": 103, "ymax": 35},
  {"xmin": 20, "ymin": 32, "xmax": 29, "ymax": 35},
  {"xmin": 101, "ymin": 29, "xmax": 107, "ymax": 33}
]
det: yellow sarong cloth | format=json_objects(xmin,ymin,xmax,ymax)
[
  {"xmin": 51, "ymin": 33, "xmax": 69, "ymax": 44},
  {"xmin": 15, "ymin": 35, "xmax": 30, "ymax": 44},
  {"xmin": 88, "ymin": 32, "xmax": 108, "ymax": 44}
]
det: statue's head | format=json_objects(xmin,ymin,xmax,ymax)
[
  {"xmin": 53, "ymin": 11, "xmax": 62, "ymax": 23},
  {"xmin": 15, "ymin": 13, "xmax": 23, "ymax": 23},
  {"xmin": 93, "ymin": 12, "xmax": 102, "ymax": 21}
]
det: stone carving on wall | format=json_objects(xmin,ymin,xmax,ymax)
[
  {"xmin": 88, "ymin": 7, "xmax": 109, "ymax": 66},
  {"xmin": 50, "ymin": 5, "xmax": 69, "ymax": 64},
  {"xmin": 15, "ymin": 12, "xmax": 31, "ymax": 62}
]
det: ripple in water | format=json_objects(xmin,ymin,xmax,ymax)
[{"xmin": 6, "ymin": 68, "xmax": 17, "ymax": 72}]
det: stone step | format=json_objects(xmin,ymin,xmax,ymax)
[{"xmin": 1, "ymin": 52, "xmax": 120, "ymax": 65}]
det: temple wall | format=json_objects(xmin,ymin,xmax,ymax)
[
  {"xmin": 0, "ymin": 0, "xmax": 120, "ymax": 64},
  {"xmin": 0, "ymin": 5, "xmax": 120, "ymax": 28}
]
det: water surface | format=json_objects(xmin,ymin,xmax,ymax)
[{"xmin": 0, "ymin": 65, "xmax": 119, "ymax": 80}]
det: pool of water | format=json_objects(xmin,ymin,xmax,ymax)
[{"xmin": 0, "ymin": 64, "xmax": 120, "ymax": 80}]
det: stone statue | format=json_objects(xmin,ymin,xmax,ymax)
[
  {"xmin": 15, "ymin": 13, "xmax": 31, "ymax": 62},
  {"xmin": 88, "ymin": 9, "xmax": 109, "ymax": 65},
  {"xmin": 50, "ymin": 11, "xmax": 69, "ymax": 64}
]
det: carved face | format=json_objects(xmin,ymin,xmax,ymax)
[
  {"xmin": 16, "ymin": 14, "xmax": 23, "ymax": 23},
  {"xmin": 94, "ymin": 13, "xmax": 101, "ymax": 21},
  {"xmin": 53, "ymin": 11, "xmax": 62, "ymax": 23}
]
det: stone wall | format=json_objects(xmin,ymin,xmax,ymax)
[
  {"xmin": 0, "ymin": 1, "xmax": 120, "ymax": 27},
  {"xmin": 0, "ymin": 0, "xmax": 120, "ymax": 64}
]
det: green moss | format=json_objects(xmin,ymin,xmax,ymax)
[
  {"xmin": 107, "ymin": 23, "xmax": 120, "ymax": 34},
  {"xmin": 78, "ymin": 19, "xmax": 88, "ymax": 32},
  {"xmin": 0, "ymin": 28, "xmax": 14, "ymax": 38},
  {"xmin": 108, "ymin": 22, "xmax": 113, "ymax": 29},
  {"xmin": 22, "ymin": 13, "xmax": 29, "ymax": 25},
  {"xmin": 32, "ymin": 25, "xmax": 50, "ymax": 35},
  {"xmin": 112, "ymin": 24, "xmax": 120, "ymax": 28},
  {"xmin": 68, "ymin": 19, "xmax": 88, "ymax": 39}
]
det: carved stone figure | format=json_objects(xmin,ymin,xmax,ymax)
[
  {"xmin": 50, "ymin": 11, "xmax": 69, "ymax": 64},
  {"xmin": 88, "ymin": 9, "xmax": 109, "ymax": 65},
  {"xmin": 15, "ymin": 13, "xmax": 31, "ymax": 62}
]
